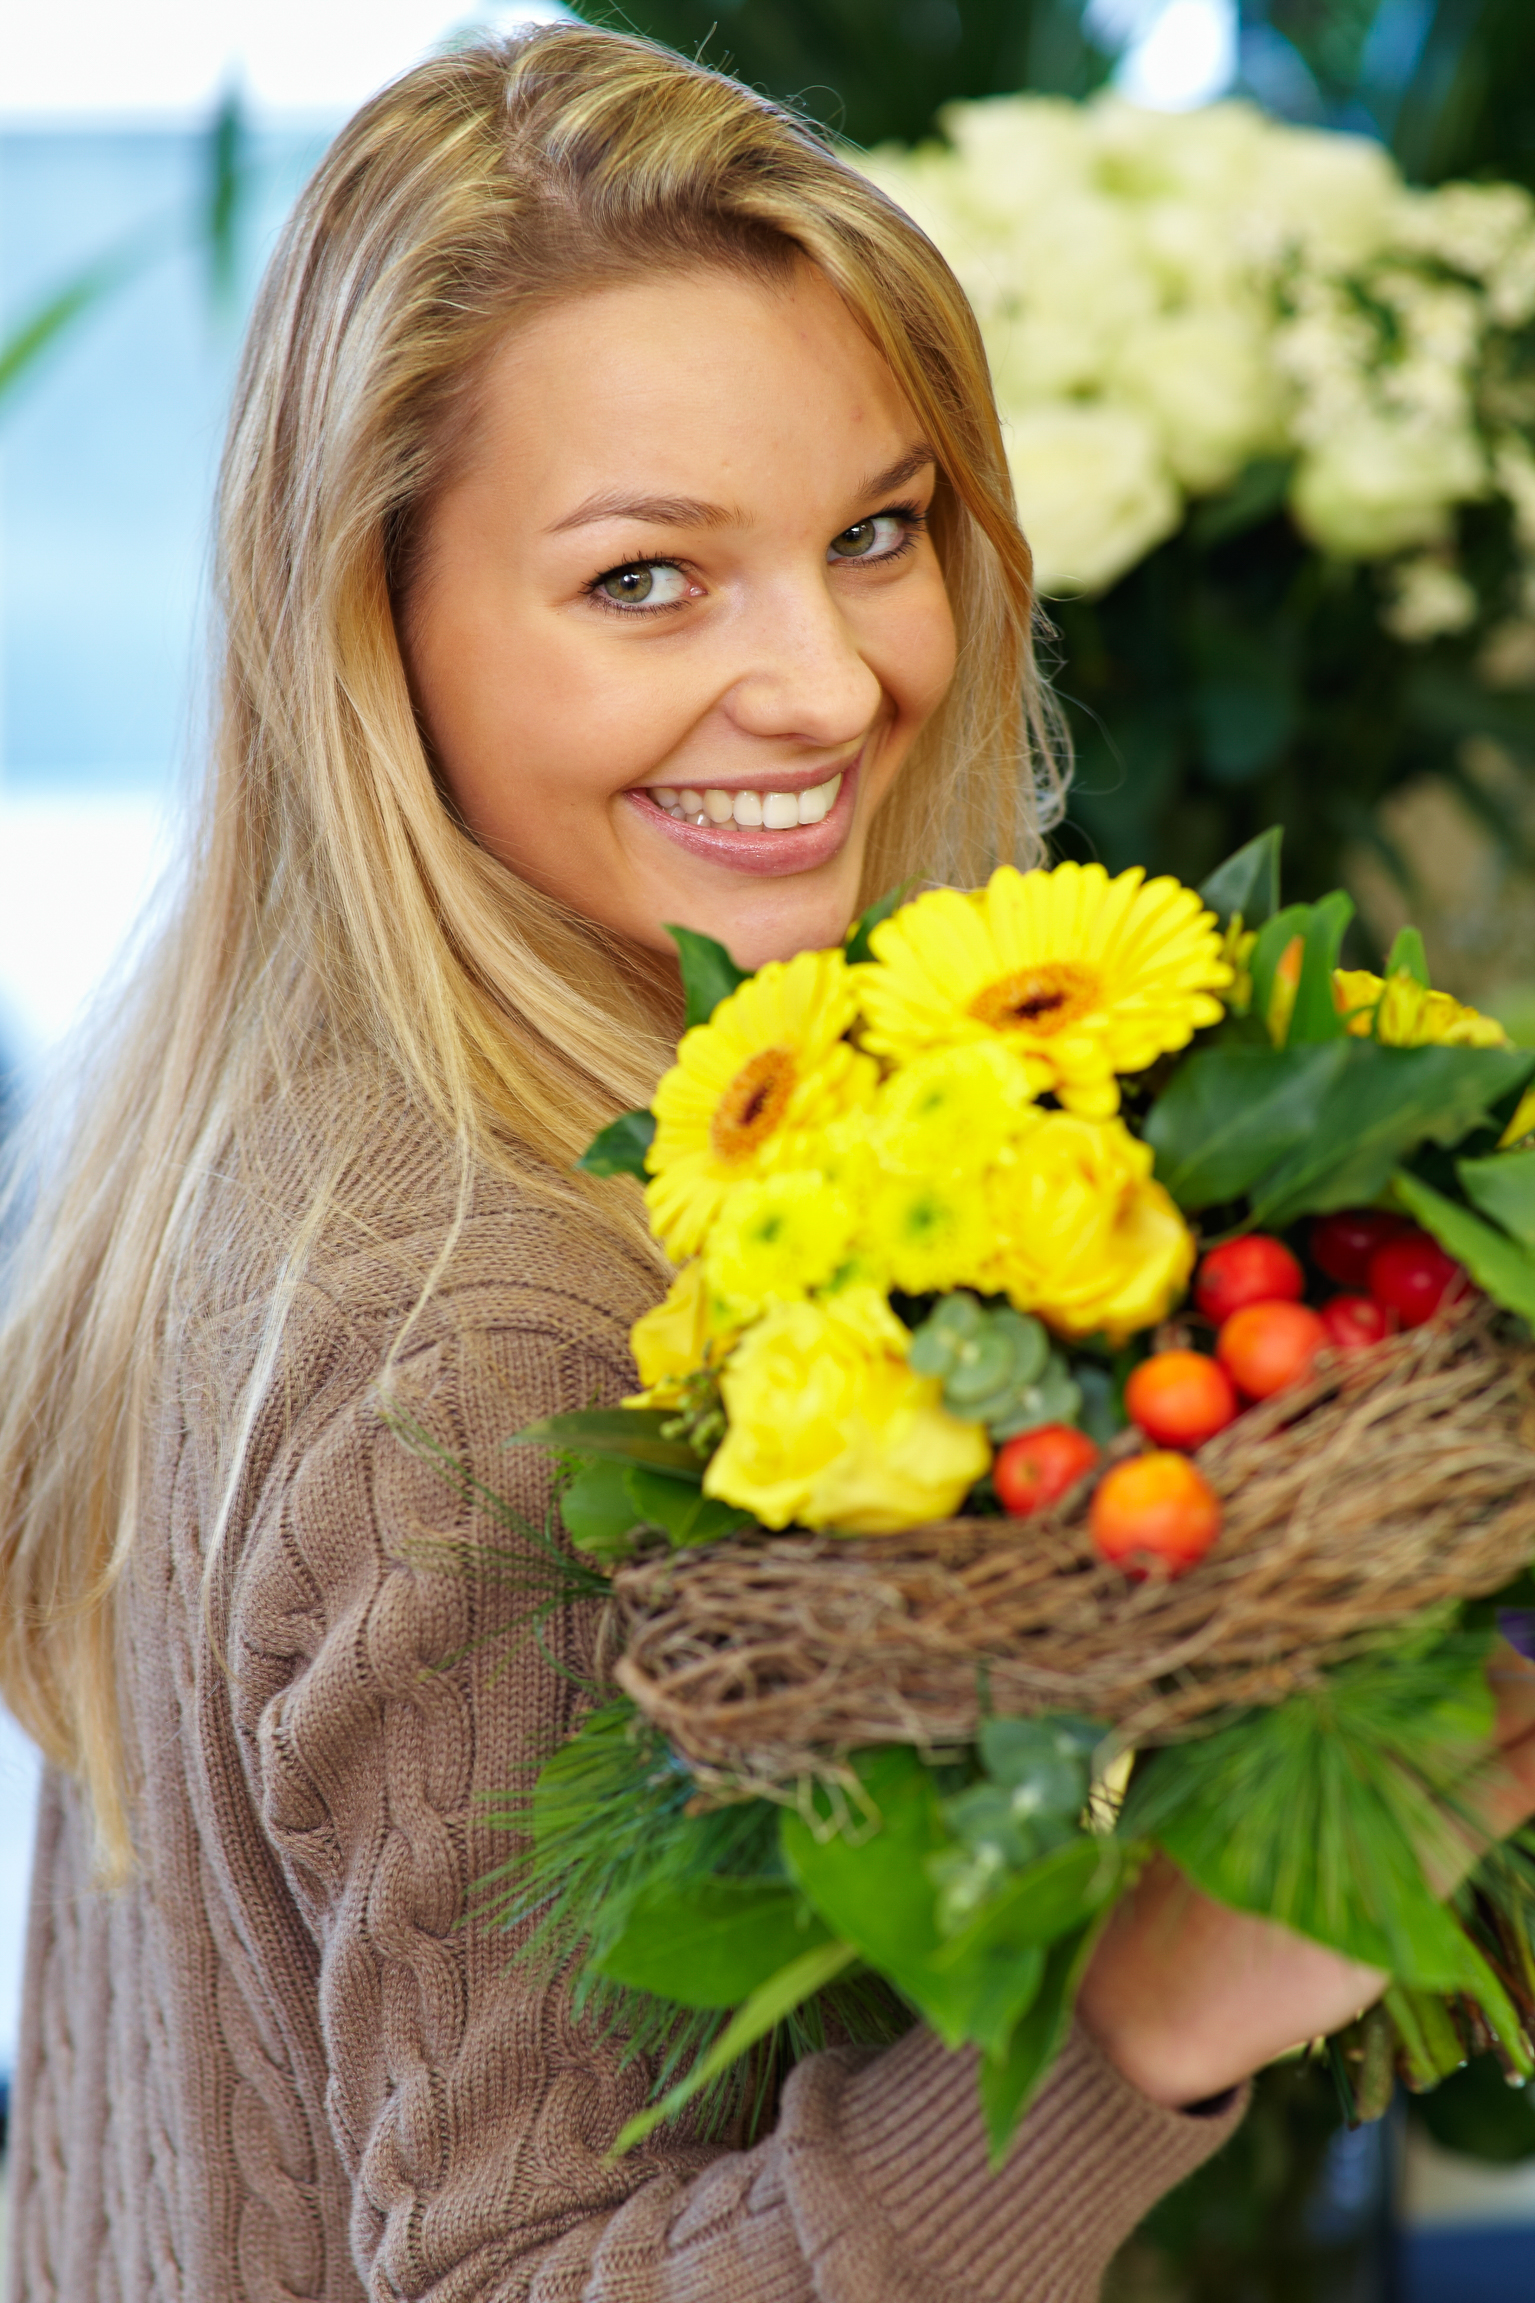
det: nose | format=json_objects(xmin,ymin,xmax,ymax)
[{"xmin": 722, "ymin": 572, "xmax": 883, "ymax": 751}]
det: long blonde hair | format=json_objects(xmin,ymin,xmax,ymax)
[{"xmin": 0, "ymin": 23, "xmax": 1061, "ymax": 1868}]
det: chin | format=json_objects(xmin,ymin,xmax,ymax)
[{"xmin": 709, "ymin": 880, "xmax": 863, "ymax": 971}]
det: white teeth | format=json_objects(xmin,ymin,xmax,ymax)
[{"xmin": 646, "ymin": 768, "xmax": 845, "ymax": 830}]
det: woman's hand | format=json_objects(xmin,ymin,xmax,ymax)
[{"xmin": 1077, "ymin": 1640, "xmax": 1535, "ymax": 2110}]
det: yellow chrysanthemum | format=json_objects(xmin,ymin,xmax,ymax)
[
  {"xmin": 626, "ymin": 1259, "xmax": 741, "ymax": 1406},
  {"xmin": 988, "ymin": 1111, "xmax": 1195, "ymax": 1342},
  {"xmin": 703, "ymin": 1170, "xmax": 857, "ymax": 1322},
  {"xmin": 870, "ymin": 1040, "xmax": 1037, "ymax": 1176},
  {"xmin": 704, "ymin": 1288, "xmax": 989, "ymax": 1534},
  {"xmin": 646, "ymin": 949, "xmax": 876, "ymax": 1258},
  {"xmin": 1334, "ymin": 968, "xmax": 1512, "ymax": 1050},
  {"xmin": 862, "ymin": 1169, "xmax": 994, "ymax": 1296},
  {"xmin": 858, "ymin": 863, "xmax": 1232, "ymax": 1117}
]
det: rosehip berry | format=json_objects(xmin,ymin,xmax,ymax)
[
  {"xmin": 1090, "ymin": 1452, "xmax": 1222, "ymax": 1580},
  {"xmin": 1367, "ymin": 1230, "xmax": 1466, "ymax": 1329},
  {"xmin": 994, "ymin": 1424, "xmax": 1100, "ymax": 1517},
  {"xmin": 1319, "ymin": 1294, "xmax": 1395, "ymax": 1353},
  {"xmin": 1195, "ymin": 1234, "xmax": 1305, "ymax": 1325},
  {"xmin": 1216, "ymin": 1300, "xmax": 1329, "ymax": 1400},
  {"xmin": 1310, "ymin": 1208, "xmax": 1410, "ymax": 1290},
  {"xmin": 1125, "ymin": 1351, "xmax": 1239, "ymax": 1451}
]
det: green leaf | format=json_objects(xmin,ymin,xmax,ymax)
[
  {"xmin": 1285, "ymin": 891, "xmax": 1354, "ymax": 1046},
  {"xmin": 511, "ymin": 1408, "xmax": 704, "ymax": 1482},
  {"xmin": 1144, "ymin": 1043, "xmax": 1348, "ymax": 1211},
  {"xmin": 1187, "ymin": 456, "xmax": 1294, "ymax": 551},
  {"xmin": 1387, "ymin": 928, "xmax": 1432, "ymax": 989},
  {"xmin": 594, "ymin": 1877, "xmax": 833, "ymax": 2009},
  {"xmin": 1197, "ymin": 828, "xmax": 1283, "ymax": 932},
  {"xmin": 1392, "ymin": 1170, "xmax": 1535, "ymax": 1325},
  {"xmin": 978, "ymin": 1923, "xmax": 1100, "ymax": 2166},
  {"xmin": 1248, "ymin": 904, "xmax": 1313, "ymax": 1039},
  {"xmin": 934, "ymin": 1835, "xmax": 1122, "ymax": 1964},
  {"xmin": 845, "ymin": 881, "xmax": 915, "ymax": 967},
  {"xmin": 665, "ymin": 924, "xmax": 750, "ymax": 1030},
  {"xmin": 1458, "ymin": 1146, "xmax": 1535, "ymax": 1250},
  {"xmin": 576, "ymin": 1108, "xmax": 656, "ymax": 1180},
  {"xmin": 624, "ymin": 1465, "xmax": 758, "ymax": 1547},
  {"xmin": 1250, "ymin": 1044, "xmax": 1535, "ymax": 1232},
  {"xmin": 560, "ymin": 1458, "xmax": 643, "ymax": 1560},
  {"xmin": 609, "ymin": 1935, "xmax": 860, "ymax": 2157}
]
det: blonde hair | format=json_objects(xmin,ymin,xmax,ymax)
[{"xmin": 0, "ymin": 23, "xmax": 1061, "ymax": 1869}]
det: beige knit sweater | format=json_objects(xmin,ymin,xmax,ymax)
[{"xmin": 8, "ymin": 1102, "xmax": 1245, "ymax": 2302}]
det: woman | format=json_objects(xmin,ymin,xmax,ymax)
[{"xmin": 3, "ymin": 27, "xmax": 1533, "ymax": 2300}]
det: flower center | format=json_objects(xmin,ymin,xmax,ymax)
[
  {"xmin": 969, "ymin": 963, "xmax": 1099, "ymax": 1037},
  {"xmin": 712, "ymin": 1047, "xmax": 797, "ymax": 1162}
]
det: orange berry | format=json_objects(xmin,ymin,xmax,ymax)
[
  {"xmin": 1194, "ymin": 1234, "xmax": 1304, "ymax": 1324},
  {"xmin": 1216, "ymin": 1299, "xmax": 1328, "ymax": 1400},
  {"xmin": 994, "ymin": 1424, "xmax": 1101, "ymax": 1517},
  {"xmin": 1125, "ymin": 1351, "xmax": 1239, "ymax": 1451},
  {"xmin": 1090, "ymin": 1453, "xmax": 1222, "ymax": 1579}
]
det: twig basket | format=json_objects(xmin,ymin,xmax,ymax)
[{"xmin": 610, "ymin": 1309, "xmax": 1535, "ymax": 1794}]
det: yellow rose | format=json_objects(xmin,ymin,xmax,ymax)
[
  {"xmin": 628, "ymin": 1261, "xmax": 738, "ymax": 1403},
  {"xmin": 704, "ymin": 1289, "xmax": 989, "ymax": 1534},
  {"xmin": 988, "ymin": 1111, "xmax": 1194, "ymax": 1342}
]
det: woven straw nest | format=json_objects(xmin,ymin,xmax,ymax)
[{"xmin": 609, "ymin": 1307, "xmax": 1535, "ymax": 1794}]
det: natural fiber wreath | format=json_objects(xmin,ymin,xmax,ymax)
[{"xmin": 610, "ymin": 1307, "xmax": 1535, "ymax": 1794}]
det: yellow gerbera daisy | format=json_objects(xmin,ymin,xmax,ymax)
[
  {"xmin": 1333, "ymin": 967, "xmax": 1511, "ymax": 1050},
  {"xmin": 645, "ymin": 949, "xmax": 876, "ymax": 1258},
  {"xmin": 858, "ymin": 863, "xmax": 1232, "ymax": 1117}
]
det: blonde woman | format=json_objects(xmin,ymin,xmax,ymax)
[{"xmin": 5, "ymin": 27, "xmax": 1535, "ymax": 2301}]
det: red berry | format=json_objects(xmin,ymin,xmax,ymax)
[
  {"xmin": 1090, "ymin": 1453, "xmax": 1222, "ymax": 1580},
  {"xmin": 1310, "ymin": 1209, "xmax": 1410, "ymax": 1290},
  {"xmin": 1216, "ymin": 1300, "xmax": 1329, "ymax": 1400},
  {"xmin": 1368, "ymin": 1230, "xmax": 1467, "ymax": 1329},
  {"xmin": 1319, "ymin": 1294, "xmax": 1395, "ymax": 1353},
  {"xmin": 1195, "ymin": 1235, "xmax": 1305, "ymax": 1325},
  {"xmin": 1125, "ymin": 1351, "xmax": 1239, "ymax": 1451},
  {"xmin": 994, "ymin": 1425, "xmax": 1100, "ymax": 1517}
]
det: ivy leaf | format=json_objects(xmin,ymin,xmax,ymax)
[
  {"xmin": 665, "ymin": 924, "xmax": 750, "ymax": 1030},
  {"xmin": 1393, "ymin": 1169, "xmax": 1535, "ymax": 1325},
  {"xmin": 511, "ymin": 1407, "xmax": 704, "ymax": 1482},
  {"xmin": 844, "ymin": 880, "xmax": 915, "ymax": 966},
  {"xmin": 594, "ymin": 1877, "xmax": 833, "ymax": 2009},
  {"xmin": 1458, "ymin": 1145, "xmax": 1535, "ymax": 1251},
  {"xmin": 1197, "ymin": 826, "xmax": 1283, "ymax": 932},
  {"xmin": 1144, "ymin": 1042, "xmax": 1348, "ymax": 1211},
  {"xmin": 576, "ymin": 1108, "xmax": 656, "ymax": 1180}
]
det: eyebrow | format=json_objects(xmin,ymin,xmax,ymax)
[{"xmin": 546, "ymin": 441, "xmax": 939, "ymax": 536}]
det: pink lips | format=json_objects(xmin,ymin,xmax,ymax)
[{"xmin": 623, "ymin": 756, "xmax": 859, "ymax": 878}]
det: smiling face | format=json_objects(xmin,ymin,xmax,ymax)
[{"xmin": 400, "ymin": 260, "xmax": 957, "ymax": 970}]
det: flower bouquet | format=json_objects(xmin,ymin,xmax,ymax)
[{"xmin": 474, "ymin": 832, "xmax": 1535, "ymax": 2162}]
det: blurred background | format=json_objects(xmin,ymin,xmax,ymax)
[{"xmin": 6, "ymin": 0, "xmax": 1535, "ymax": 2292}]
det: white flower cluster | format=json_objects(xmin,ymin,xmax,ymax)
[{"xmin": 860, "ymin": 97, "xmax": 1535, "ymax": 626}]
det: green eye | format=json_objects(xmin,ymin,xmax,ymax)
[
  {"xmin": 830, "ymin": 520, "xmax": 878, "ymax": 559},
  {"xmin": 600, "ymin": 565, "xmax": 656, "ymax": 603}
]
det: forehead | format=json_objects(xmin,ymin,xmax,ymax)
[{"xmin": 461, "ymin": 262, "xmax": 925, "ymax": 523}]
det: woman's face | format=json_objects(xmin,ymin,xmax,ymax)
[{"xmin": 402, "ymin": 261, "xmax": 957, "ymax": 969}]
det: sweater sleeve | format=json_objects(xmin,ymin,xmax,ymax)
[{"xmin": 227, "ymin": 1292, "xmax": 1245, "ymax": 2303}]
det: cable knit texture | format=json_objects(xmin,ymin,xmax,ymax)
[{"xmin": 8, "ymin": 1095, "xmax": 1246, "ymax": 2301}]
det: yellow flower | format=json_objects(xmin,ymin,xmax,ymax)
[
  {"xmin": 1219, "ymin": 915, "xmax": 1258, "ymax": 1016},
  {"xmin": 645, "ymin": 949, "xmax": 876, "ymax": 1258},
  {"xmin": 858, "ymin": 863, "xmax": 1231, "ymax": 1117},
  {"xmin": 705, "ymin": 1289, "xmax": 990, "ymax": 1534},
  {"xmin": 863, "ymin": 1168, "xmax": 994, "ymax": 1296},
  {"xmin": 703, "ymin": 1170, "xmax": 857, "ymax": 1321},
  {"xmin": 1500, "ymin": 1085, "xmax": 1535, "ymax": 1150},
  {"xmin": 626, "ymin": 1260, "xmax": 741, "ymax": 1406},
  {"xmin": 1334, "ymin": 967, "xmax": 1511, "ymax": 1049},
  {"xmin": 870, "ymin": 1040, "xmax": 1037, "ymax": 1175},
  {"xmin": 988, "ymin": 1111, "xmax": 1195, "ymax": 1342}
]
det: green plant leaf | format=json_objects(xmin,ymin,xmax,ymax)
[
  {"xmin": 1187, "ymin": 456, "xmax": 1294, "ymax": 551},
  {"xmin": 1285, "ymin": 890, "xmax": 1354, "ymax": 1046},
  {"xmin": 978, "ymin": 1922, "xmax": 1100, "ymax": 2166},
  {"xmin": 560, "ymin": 1457, "xmax": 643, "ymax": 1560},
  {"xmin": 665, "ymin": 924, "xmax": 750, "ymax": 1030},
  {"xmin": 609, "ymin": 1935, "xmax": 860, "ymax": 2157},
  {"xmin": 624, "ymin": 1466, "xmax": 758, "ymax": 1547},
  {"xmin": 1458, "ymin": 1146, "xmax": 1535, "ymax": 1251},
  {"xmin": 511, "ymin": 1408, "xmax": 704, "ymax": 1482},
  {"xmin": 933, "ymin": 1835, "xmax": 1123, "ymax": 1964},
  {"xmin": 845, "ymin": 880, "xmax": 915, "ymax": 966},
  {"xmin": 576, "ymin": 1108, "xmax": 656, "ymax": 1179},
  {"xmin": 1387, "ymin": 927, "xmax": 1432, "ymax": 989},
  {"xmin": 1144, "ymin": 1043, "xmax": 1348, "ymax": 1211},
  {"xmin": 1197, "ymin": 827, "xmax": 1284, "ymax": 932},
  {"xmin": 594, "ymin": 1877, "xmax": 833, "ymax": 2009},
  {"xmin": 1392, "ymin": 1169, "xmax": 1535, "ymax": 1324},
  {"xmin": 1248, "ymin": 904, "xmax": 1313, "ymax": 1038},
  {"xmin": 1249, "ymin": 1045, "xmax": 1535, "ymax": 1232}
]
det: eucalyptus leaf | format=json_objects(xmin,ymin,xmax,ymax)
[
  {"xmin": 1144, "ymin": 1042, "xmax": 1347, "ymax": 1211},
  {"xmin": 665, "ymin": 924, "xmax": 750, "ymax": 1030},
  {"xmin": 1458, "ymin": 1146, "xmax": 1535, "ymax": 1251},
  {"xmin": 1392, "ymin": 1170, "xmax": 1535, "ymax": 1325},
  {"xmin": 1285, "ymin": 890, "xmax": 1354, "ymax": 1046},
  {"xmin": 594, "ymin": 1877, "xmax": 833, "ymax": 2009},
  {"xmin": 511, "ymin": 1408, "xmax": 704, "ymax": 1482},
  {"xmin": 1198, "ymin": 827, "xmax": 1284, "ymax": 932},
  {"xmin": 576, "ymin": 1108, "xmax": 656, "ymax": 1180},
  {"xmin": 845, "ymin": 880, "xmax": 915, "ymax": 966}
]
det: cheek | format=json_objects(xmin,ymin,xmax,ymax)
[{"xmin": 882, "ymin": 573, "xmax": 958, "ymax": 729}]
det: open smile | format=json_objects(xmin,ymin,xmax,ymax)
[{"xmin": 622, "ymin": 754, "xmax": 860, "ymax": 878}]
